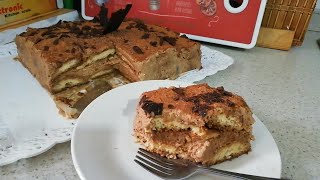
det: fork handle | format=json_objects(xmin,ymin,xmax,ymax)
[{"xmin": 197, "ymin": 167, "xmax": 288, "ymax": 180}]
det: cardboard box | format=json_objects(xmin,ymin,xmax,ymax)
[{"xmin": 0, "ymin": 0, "xmax": 57, "ymax": 26}]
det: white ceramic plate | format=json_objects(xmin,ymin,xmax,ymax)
[{"xmin": 71, "ymin": 80, "xmax": 281, "ymax": 180}]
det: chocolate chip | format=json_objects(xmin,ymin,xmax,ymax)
[
  {"xmin": 59, "ymin": 54, "xmax": 63, "ymax": 57},
  {"xmin": 53, "ymin": 38, "xmax": 59, "ymax": 45},
  {"xmin": 168, "ymin": 104, "xmax": 174, "ymax": 109},
  {"xmin": 133, "ymin": 46, "xmax": 144, "ymax": 54},
  {"xmin": 65, "ymin": 49, "xmax": 71, "ymax": 53},
  {"xmin": 172, "ymin": 87, "xmax": 185, "ymax": 96},
  {"xmin": 216, "ymin": 86, "xmax": 224, "ymax": 92},
  {"xmin": 71, "ymin": 48, "xmax": 76, "ymax": 53},
  {"xmin": 124, "ymin": 39, "xmax": 129, "ymax": 43},
  {"xmin": 141, "ymin": 33, "xmax": 150, "ymax": 39},
  {"xmin": 163, "ymin": 36, "xmax": 177, "ymax": 46},
  {"xmin": 150, "ymin": 41, "xmax": 157, "ymax": 47},
  {"xmin": 20, "ymin": 32, "xmax": 27, "ymax": 36},
  {"xmin": 141, "ymin": 100, "xmax": 163, "ymax": 116},
  {"xmin": 223, "ymin": 91, "xmax": 233, "ymax": 96},
  {"xmin": 43, "ymin": 46, "xmax": 49, "ymax": 51},
  {"xmin": 135, "ymin": 21, "xmax": 149, "ymax": 32},
  {"xmin": 180, "ymin": 34, "xmax": 189, "ymax": 39},
  {"xmin": 227, "ymin": 99, "xmax": 235, "ymax": 107},
  {"xmin": 192, "ymin": 104, "xmax": 210, "ymax": 117}
]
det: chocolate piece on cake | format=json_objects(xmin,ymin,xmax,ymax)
[{"xmin": 133, "ymin": 84, "xmax": 255, "ymax": 165}]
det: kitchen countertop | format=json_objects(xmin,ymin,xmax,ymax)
[{"xmin": 1, "ymin": 15, "xmax": 320, "ymax": 180}]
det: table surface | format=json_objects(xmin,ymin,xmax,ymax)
[{"xmin": 1, "ymin": 14, "xmax": 320, "ymax": 180}]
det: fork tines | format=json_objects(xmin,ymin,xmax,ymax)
[{"xmin": 134, "ymin": 148, "xmax": 189, "ymax": 179}]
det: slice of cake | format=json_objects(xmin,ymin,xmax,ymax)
[
  {"xmin": 133, "ymin": 84, "xmax": 255, "ymax": 165},
  {"xmin": 112, "ymin": 20, "xmax": 201, "ymax": 82}
]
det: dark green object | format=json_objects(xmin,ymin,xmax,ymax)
[
  {"xmin": 63, "ymin": 0, "xmax": 74, "ymax": 9},
  {"xmin": 317, "ymin": 38, "xmax": 320, "ymax": 50}
]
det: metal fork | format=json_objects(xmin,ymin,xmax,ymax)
[{"xmin": 134, "ymin": 148, "xmax": 288, "ymax": 180}]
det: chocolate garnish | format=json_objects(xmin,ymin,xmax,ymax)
[
  {"xmin": 192, "ymin": 104, "xmax": 210, "ymax": 117},
  {"xmin": 102, "ymin": 4, "xmax": 132, "ymax": 34},
  {"xmin": 98, "ymin": 4, "xmax": 109, "ymax": 27},
  {"xmin": 180, "ymin": 34, "xmax": 188, "ymax": 39},
  {"xmin": 43, "ymin": 46, "xmax": 49, "ymax": 51},
  {"xmin": 150, "ymin": 41, "xmax": 157, "ymax": 47},
  {"xmin": 141, "ymin": 33, "xmax": 150, "ymax": 39},
  {"xmin": 168, "ymin": 104, "xmax": 175, "ymax": 109},
  {"xmin": 226, "ymin": 99, "xmax": 235, "ymax": 107},
  {"xmin": 20, "ymin": 32, "xmax": 27, "ymax": 36},
  {"xmin": 201, "ymin": 92, "xmax": 224, "ymax": 104},
  {"xmin": 53, "ymin": 38, "xmax": 59, "ymax": 45},
  {"xmin": 135, "ymin": 21, "xmax": 149, "ymax": 32},
  {"xmin": 133, "ymin": 46, "xmax": 144, "ymax": 54},
  {"xmin": 216, "ymin": 86, "xmax": 232, "ymax": 96},
  {"xmin": 223, "ymin": 91, "xmax": 233, "ymax": 96},
  {"xmin": 172, "ymin": 87, "xmax": 185, "ymax": 96},
  {"xmin": 163, "ymin": 36, "xmax": 177, "ymax": 46},
  {"xmin": 216, "ymin": 86, "xmax": 224, "ymax": 92},
  {"xmin": 141, "ymin": 100, "xmax": 163, "ymax": 116}
]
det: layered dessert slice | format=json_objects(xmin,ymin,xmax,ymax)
[
  {"xmin": 15, "ymin": 20, "xmax": 118, "ymax": 94},
  {"xmin": 133, "ymin": 84, "xmax": 255, "ymax": 165},
  {"xmin": 54, "ymin": 70, "xmax": 130, "ymax": 118},
  {"xmin": 111, "ymin": 20, "xmax": 201, "ymax": 82}
]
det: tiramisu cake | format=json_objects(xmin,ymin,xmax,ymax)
[
  {"xmin": 133, "ymin": 84, "xmax": 255, "ymax": 165},
  {"xmin": 14, "ymin": 9, "xmax": 201, "ymax": 118}
]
